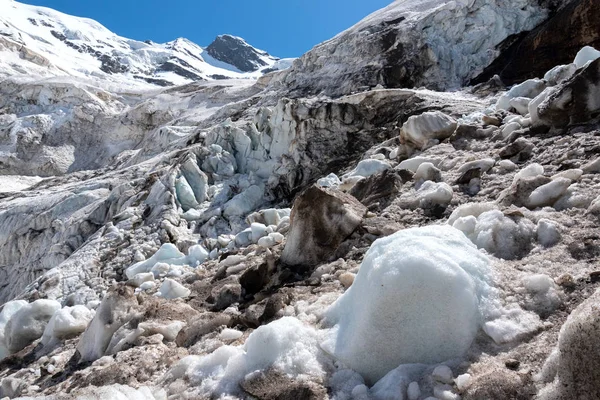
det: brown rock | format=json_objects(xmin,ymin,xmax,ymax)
[
  {"xmin": 240, "ymin": 369, "xmax": 327, "ymax": 400},
  {"xmin": 281, "ymin": 185, "xmax": 366, "ymax": 266}
]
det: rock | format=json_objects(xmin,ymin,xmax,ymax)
[
  {"xmin": 505, "ymin": 359, "xmax": 520, "ymax": 370},
  {"xmin": 536, "ymin": 57, "xmax": 600, "ymax": 128},
  {"xmin": 473, "ymin": 0, "xmax": 600, "ymax": 85},
  {"xmin": 240, "ymin": 369, "xmax": 327, "ymax": 400},
  {"xmin": 349, "ymin": 169, "xmax": 403, "ymax": 209},
  {"xmin": 538, "ymin": 288, "xmax": 600, "ymax": 399},
  {"xmin": 281, "ymin": 186, "xmax": 366, "ymax": 266},
  {"xmin": 210, "ymin": 283, "xmax": 242, "ymax": 311},
  {"xmin": 499, "ymin": 138, "xmax": 534, "ymax": 164},
  {"xmin": 400, "ymin": 111, "xmax": 458, "ymax": 149},
  {"xmin": 176, "ymin": 312, "xmax": 233, "ymax": 347},
  {"xmin": 240, "ymin": 263, "xmax": 270, "ymax": 295},
  {"xmin": 206, "ymin": 34, "xmax": 276, "ymax": 72}
]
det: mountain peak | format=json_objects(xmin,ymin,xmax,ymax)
[{"xmin": 206, "ymin": 34, "xmax": 278, "ymax": 73}]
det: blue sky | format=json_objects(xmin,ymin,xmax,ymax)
[{"xmin": 20, "ymin": 0, "xmax": 392, "ymax": 58}]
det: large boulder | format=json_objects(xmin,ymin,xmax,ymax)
[
  {"xmin": 538, "ymin": 288, "xmax": 600, "ymax": 399},
  {"xmin": 281, "ymin": 185, "xmax": 366, "ymax": 266}
]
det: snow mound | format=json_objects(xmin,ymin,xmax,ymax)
[
  {"xmin": 322, "ymin": 225, "xmax": 492, "ymax": 383},
  {"xmin": 169, "ymin": 316, "xmax": 324, "ymax": 396},
  {"xmin": 450, "ymin": 209, "xmax": 536, "ymax": 260}
]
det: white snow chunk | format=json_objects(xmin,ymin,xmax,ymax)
[
  {"xmin": 187, "ymin": 244, "xmax": 209, "ymax": 267},
  {"xmin": 452, "ymin": 209, "xmax": 535, "ymax": 260},
  {"xmin": 219, "ymin": 328, "xmax": 243, "ymax": 341},
  {"xmin": 483, "ymin": 303, "xmax": 541, "ymax": 344},
  {"xmin": 128, "ymin": 272, "xmax": 154, "ymax": 288},
  {"xmin": 544, "ymin": 63, "xmax": 577, "ymax": 86},
  {"xmin": 552, "ymin": 169, "xmax": 583, "ymax": 181},
  {"xmin": 400, "ymin": 111, "xmax": 457, "ymax": 149},
  {"xmin": 514, "ymin": 163, "xmax": 544, "ymax": 183},
  {"xmin": 457, "ymin": 158, "xmax": 496, "ymax": 174},
  {"xmin": 317, "ymin": 173, "xmax": 342, "ymax": 188},
  {"xmin": 176, "ymin": 317, "xmax": 324, "ymax": 396},
  {"xmin": 41, "ymin": 305, "xmax": 95, "ymax": 346},
  {"xmin": 250, "ymin": 222, "xmax": 269, "ymax": 243},
  {"xmin": 496, "ymin": 79, "xmax": 546, "ymax": 111},
  {"xmin": 432, "ymin": 365, "xmax": 454, "ymax": 384},
  {"xmin": 344, "ymin": 159, "xmax": 391, "ymax": 179},
  {"xmin": 125, "ymin": 243, "xmax": 184, "ymax": 279},
  {"xmin": 509, "ymin": 97, "xmax": 532, "ymax": 116},
  {"xmin": 397, "ymin": 157, "xmax": 440, "ymax": 173},
  {"xmin": 501, "ymin": 121, "xmax": 522, "ymax": 138},
  {"xmin": 537, "ymin": 219, "xmax": 561, "ymax": 247},
  {"xmin": 323, "ymin": 225, "xmax": 492, "ymax": 384},
  {"xmin": 523, "ymin": 274, "xmax": 554, "ymax": 294},
  {"xmin": 222, "ymin": 184, "xmax": 264, "ymax": 218},
  {"xmin": 370, "ymin": 364, "xmax": 427, "ymax": 400},
  {"xmin": 415, "ymin": 181, "xmax": 453, "ymax": 209},
  {"xmin": 4, "ymin": 299, "xmax": 61, "ymax": 353},
  {"xmin": 455, "ymin": 373, "xmax": 472, "ymax": 391},
  {"xmin": 498, "ymin": 160, "xmax": 517, "ymax": 172},
  {"xmin": 159, "ymin": 279, "xmax": 190, "ymax": 300},
  {"xmin": 0, "ymin": 300, "xmax": 28, "ymax": 359},
  {"xmin": 582, "ymin": 157, "xmax": 600, "ymax": 174},
  {"xmin": 447, "ymin": 202, "xmax": 497, "ymax": 226},
  {"xmin": 574, "ymin": 45, "xmax": 600, "ymax": 68},
  {"xmin": 528, "ymin": 177, "xmax": 572, "ymax": 208},
  {"xmin": 408, "ymin": 381, "xmax": 421, "ymax": 400}
]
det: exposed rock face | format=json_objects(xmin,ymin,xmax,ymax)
[
  {"xmin": 273, "ymin": 0, "xmax": 547, "ymax": 97},
  {"xmin": 206, "ymin": 35, "xmax": 278, "ymax": 72},
  {"xmin": 281, "ymin": 186, "xmax": 366, "ymax": 266},
  {"xmin": 473, "ymin": 0, "xmax": 600, "ymax": 85}
]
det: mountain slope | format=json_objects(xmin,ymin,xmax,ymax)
[{"xmin": 0, "ymin": 0, "xmax": 291, "ymax": 88}]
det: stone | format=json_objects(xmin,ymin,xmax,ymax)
[
  {"xmin": 240, "ymin": 369, "xmax": 327, "ymax": 400},
  {"xmin": 281, "ymin": 186, "xmax": 366, "ymax": 266},
  {"xmin": 539, "ymin": 288, "xmax": 600, "ymax": 399},
  {"xmin": 349, "ymin": 169, "xmax": 403, "ymax": 209}
]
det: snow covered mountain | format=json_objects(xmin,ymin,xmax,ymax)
[{"xmin": 0, "ymin": 0, "xmax": 291, "ymax": 88}]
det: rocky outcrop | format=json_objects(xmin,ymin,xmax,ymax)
[
  {"xmin": 206, "ymin": 35, "xmax": 277, "ymax": 72},
  {"xmin": 473, "ymin": 0, "xmax": 600, "ymax": 85},
  {"xmin": 281, "ymin": 186, "xmax": 366, "ymax": 266}
]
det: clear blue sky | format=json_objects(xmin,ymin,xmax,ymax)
[{"xmin": 19, "ymin": 0, "xmax": 392, "ymax": 58}]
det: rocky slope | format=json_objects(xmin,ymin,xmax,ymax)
[{"xmin": 0, "ymin": 0, "xmax": 600, "ymax": 399}]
